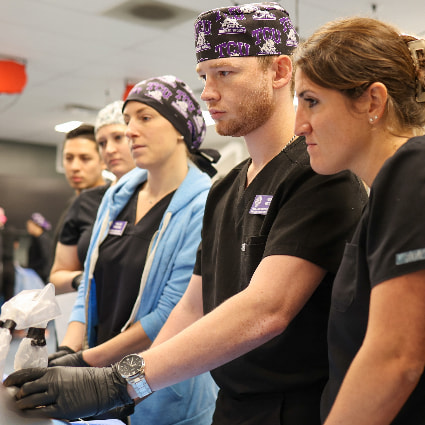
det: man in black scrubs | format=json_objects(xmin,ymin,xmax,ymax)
[
  {"xmin": 5, "ymin": 3, "xmax": 368, "ymax": 424},
  {"xmin": 52, "ymin": 124, "xmax": 107, "ymax": 247}
]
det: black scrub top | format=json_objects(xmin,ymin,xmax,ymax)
[
  {"xmin": 322, "ymin": 136, "xmax": 425, "ymax": 424},
  {"xmin": 60, "ymin": 184, "xmax": 109, "ymax": 264},
  {"xmin": 195, "ymin": 137, "xmax": 368, "ymax": 399},
  {"xmin": 94, "ymin": 184, "xmax": 174, "ymax": 345}
]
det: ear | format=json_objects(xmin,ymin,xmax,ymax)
[
  {"xmin": 365, "ymin": 82, "xmax": 388, "ymax": 120},
  {"xmin": 271, "ymin": 55, "xmax": 293, "ymax": 89}
]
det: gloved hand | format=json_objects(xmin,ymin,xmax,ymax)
[
  {"xmin": 84, "ymin": 404, "xmax": 135, "ymax": 422},
  {"xmin": 3, "ymin": 365, "xmax": 134, "ymax": 421},
  {"xmin": 48, "ymin": 350, "xmax": 90, "ymax": 367},
  {"xmin": 48, "ymin": 345, "xmax": 75, "ymax": 363}
]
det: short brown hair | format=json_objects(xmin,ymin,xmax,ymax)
[
  {"xmin": 63, "ymin": 123, "xmax": 99, "ymax": 154},
  {"xmin": 65, "ymin": 123, "xmax": 96, "ymax": 142}
]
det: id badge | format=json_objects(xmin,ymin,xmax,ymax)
[
  {"xmin": 249, "ymin": 195, "xmax": 273, "ymax": 215},
  {"xmin": 109, "ymin": 220, "xmax": 128, "ymax": 236}
]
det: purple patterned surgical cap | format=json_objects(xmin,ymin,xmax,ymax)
[
  {"xmin": 123, "ymin": 75, "xmax": 205, "ymax": 151},
  {"xmin": 123, "ymin": 75, "xmax": 220, "ymax": 177},
  {"xmin": 195, "ymin": 2, "xmax": 298, "ymax": 63}
]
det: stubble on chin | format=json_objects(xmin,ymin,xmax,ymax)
[
  {"xmin": 215, "ymin": 83, "xmax": 274, "ymax": 137},
  {"xmin": 215, "ymin": 121, "xmax": 243, "ymax": 137}
]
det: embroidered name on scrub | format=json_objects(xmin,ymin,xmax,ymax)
[
  {"xmin": 395, "ymin": 247, "xmax": 425, "ymax": 265},
  {"xmin": 249, "ymin": 195, "xmax": 273, "ymax": 215},
  {"xmin": 109, "ymin": 220, "xmax": 128, "ymax": 236}
]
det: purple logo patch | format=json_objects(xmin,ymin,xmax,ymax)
[
  {"xmin": 109, "ymin": 220, "xmax": 128, "ymax": 236},
  {"xmin": 249, "ymin": 195, "xmax": 273, "ymax": 215}
]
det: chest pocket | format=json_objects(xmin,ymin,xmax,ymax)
[
  {"xmin": 332, "ymin": 243, "xmax": 358, "ymax": 312},
  {"xmin": 240, "ymin": 235, "xmax": 267, "ymax": 291}
]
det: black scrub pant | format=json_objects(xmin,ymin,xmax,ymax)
[{"xmin": 211, "ymin": 379, "xmax": 326, "ymax": 425}]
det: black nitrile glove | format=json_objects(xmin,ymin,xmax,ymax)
[
  {"xmin": 48, "ymin": 345, "xmax": 75, "ymax": 364},
  {"xmin": 84, "ymin": 404, "xmax": 135, "ymax": 423},
  {"xmin": 3, "ymin": 365, "xmax": 134, "ymax": 421},
  {"xmin": 48, "ymin": 350, "xmax": 90, "ymax": 367}
]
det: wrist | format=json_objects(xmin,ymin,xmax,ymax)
[
  {"xmin": 117, "ymin": 354, "xmax": 153, "ymax": 400},
  {"xmin": 71, "ymin": 273, "xmax": 83, "ymax": 290},
  {"xmin": 81, "ymin": 348, "xmax": 98, "ymax": 367},
  {"xmin": 78, "ymin": 351, "xmax": 91, "ymax": 367},
  {"xmin": 127, "ymin": 383, "xmax": 138, "ymax": 399},
  {"xmin": 57, "ymin": 345, "xmax": 75, "ymax": 354}
]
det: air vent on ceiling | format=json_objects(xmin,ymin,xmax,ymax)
[
  {"xmin": 103, "ymin": 0, "xmax": 198, "ymax": 29},
  {"xmin": 131, "ymin": 3, "xmax": 175, "ymax": 20}
]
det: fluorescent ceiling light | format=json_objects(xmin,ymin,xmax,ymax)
[
  {"xmin": 54, "ymin": 120, "xmax": 83, "ymax": 133},
  {"xmin": 202, "ymin": 110, "xmax": 215, "ymax": 127}
]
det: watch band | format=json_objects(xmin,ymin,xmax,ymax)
[{"xmin": 128, "ymin": 373, "xmax": 153, "ymax": 399}]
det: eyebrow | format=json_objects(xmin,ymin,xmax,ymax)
[
  {"xmin": 196, "ymin": 59, "xmax": 240, "ymax": 73},
  {"xmin": 123, "ymin": 104, "xmax": 150, "ymax": 115}
]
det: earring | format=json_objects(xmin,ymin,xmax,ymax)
[{"xmin": 369, "ymin": 115, "xmax": 378, "ymax": 123}]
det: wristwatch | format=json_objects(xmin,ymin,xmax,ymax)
[{"xmin": 117, "ymin": 354, "xmax": 153, "ymax": 399}]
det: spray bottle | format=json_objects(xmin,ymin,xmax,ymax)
[
  {"xmin": 0, "ymin": 319, "xmax": 16, "ymax": 378},
  {"xmin": 0, "ymin": 283, "xmax": 60, "ymax": 374}
]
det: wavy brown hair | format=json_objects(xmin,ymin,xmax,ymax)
[{"xmin": 294, "ymin": 17, "xmax": 425, "ymax": 134}]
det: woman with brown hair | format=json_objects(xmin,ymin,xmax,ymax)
[{"xmin": 294, "ymin": 16, "xmax": 425, "ymax": 425}]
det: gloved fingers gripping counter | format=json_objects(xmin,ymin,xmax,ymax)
[{"xmin": 1, "ymin": 284, "xmax": 126, "ymax": 425}]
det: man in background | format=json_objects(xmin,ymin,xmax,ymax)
[
  {"xmin": 61, "ymin": 124, "xmax": 106, "ymax": 196},
  {"xmin": 54, "ymin": 124, "xmax": 106, "ymax": 243}
]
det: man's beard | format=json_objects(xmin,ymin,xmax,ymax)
[{"xmin": 215, "ymin": 77, "xmax": 274, "ymax": 137}]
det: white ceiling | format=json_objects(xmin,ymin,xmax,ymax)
[{"xmin": 0, "ymin": 0, "xmax": 424, "ymax": 151}]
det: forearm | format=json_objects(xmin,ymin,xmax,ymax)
[
  {"xmin": 324, "ymin": 345, "xmax": 423, "ymax": 425},
  {"xmin": 60, "ymin": 321, "xmax": 85, "ymax": 352},
  {"xmin": 151, "ymin": 279, "xmax": 204, "ymax": 348},
  {"xmin": 83, "ymin": 322, "xmax": 152, "ymax": 367},
  {"xmin": 142, "ymin": 255, "xmax": 324, "ymax": 392},
  {"xmin": 49, "ymin": 243, "xmax": 82, "ymax": 295},
  {"xmin": 143, "ymin": 286, "xmax": 284, "ymax": 391},
  {"xmin": 49, "ymin": 269, "xmax": 82, "ymax": 294},
  {"xmin": 325, "ymin": 272, "xmax": 425, "ymax": 425}
]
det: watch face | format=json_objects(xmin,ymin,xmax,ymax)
[{"xmin": 118, "ymin": 354, "xmax": 144, "ymax": 379}]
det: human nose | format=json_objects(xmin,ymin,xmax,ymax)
[
  {"xmin": 294, "ymin": 108, "xmax": 310, "ymax": 138},
  {"xmin": 70, "ymin": 158, "xmax": 81, "ymax": 170},
  {"xmin": 200, "ymin": 78, "xmax": 219, "ymax": 102},
  {"xmin": 125, "ymin": 120, "xmax": 138, "ymax": 140},
  {"xmin": 104, "ymin": 139, "xmax": 116, "ymax": 154}
]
